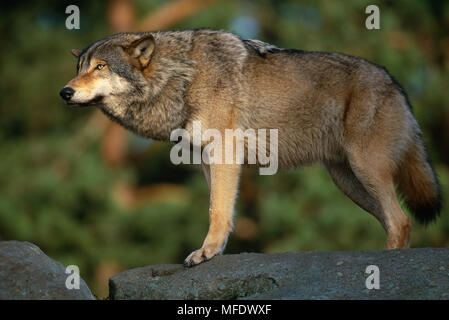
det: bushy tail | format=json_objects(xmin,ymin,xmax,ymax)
[{"xmin": 396, "ymin": 140, "xmax": 442, "ymax": 225}]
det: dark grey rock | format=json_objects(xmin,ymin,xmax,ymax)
[
  {"xmin": 109, "ymin": 248, "xmax": 449, "ymax": 300},
  {"xmin": 0, "ymin": 241, "xmax": 95, "ymax": 300}
]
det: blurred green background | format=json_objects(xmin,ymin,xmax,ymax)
[{"xmin": 0, "ymin": 0, "xmax": 448, "ymax": 298}]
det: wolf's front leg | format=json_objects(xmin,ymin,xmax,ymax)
[{"xmin": 184, "ymin": 163, "xmax": 241, "ymax": 267}]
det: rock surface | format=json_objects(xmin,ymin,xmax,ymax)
[
  {"xmin": 0, "ymin": 241, "xmax": 95, "ymax": 300},
  {"xmin": 109, "ymin": 248, "xmax": 449, "ymax": 300}
]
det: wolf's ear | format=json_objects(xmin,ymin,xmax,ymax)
[
  {"xmin": 124, "ymin": 34, "xmax": 155, "ymax": 69},
  {"xmin": 71, "ymin": 49, "xmax": 82, "ymax": 58}
]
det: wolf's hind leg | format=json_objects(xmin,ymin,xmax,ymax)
[
  {"xmin": 325, "ymin": 161, "xmax": 384, "ymax": 222},
  {"xmin": 345, "ymin": 149, "xmax": 411, "ymax": 249},
  {"xmin": 184, "ymin": 163, "xmax": 241, "ymax": 267}
]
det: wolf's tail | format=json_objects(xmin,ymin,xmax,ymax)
[{"xmin": 396, "ymin": 138, "xmax": 442, "ymax": 224}]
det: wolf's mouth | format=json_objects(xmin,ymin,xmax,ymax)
[{"xmin": 66, "ymin": 95, "xmax": 104, "ymax": 107}]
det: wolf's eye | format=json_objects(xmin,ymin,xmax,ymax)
[{"xmin": 95, "ymin": 64, "xmax": 105, "ymax": 70}]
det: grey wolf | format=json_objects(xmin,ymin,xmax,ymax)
[{"xmin": 60, "ymin": 29, "xmax": 442, "ymax": 267}]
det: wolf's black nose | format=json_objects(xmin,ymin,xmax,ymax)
[{"xmin": 60, "ymin": 87, "xmax": 75, "ymax": 100}]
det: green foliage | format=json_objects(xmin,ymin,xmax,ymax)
[{"xmin": 1, "ymin": 0, "xmax": 448, "ymax": 297}]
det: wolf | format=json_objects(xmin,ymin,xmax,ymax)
[{"xmin": 60, "ymin": 29, "xmax": 442, "ymax": 267}]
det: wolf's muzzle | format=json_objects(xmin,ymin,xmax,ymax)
[{"xmin": 60, "ymin": 87, "xmax": 75, "ymax": 101}]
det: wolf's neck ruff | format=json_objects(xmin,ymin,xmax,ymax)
[{"xmin": 96, "ymin": 31, "xmax": 196, "ymax": 140}]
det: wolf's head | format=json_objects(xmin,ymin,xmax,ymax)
[
  {"xmin": 60, "ymin": 33, "xmax": 154, "ymax": 110},
  {"xmin": 60, "ymin": 32, "xmax": 195, "ymax": 140}
]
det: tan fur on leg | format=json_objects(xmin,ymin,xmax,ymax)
[
  {"xmin": 346, "ymin": 147, "xmax": 412, "ymax": 249},
  {"xmin": 184, "ymin": 163, "xmax": 241, "ymax": 267}
]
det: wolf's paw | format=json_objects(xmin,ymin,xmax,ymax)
[{"xmin": 183, "ymin": 246, "xmax": 220, "ymax": 267}]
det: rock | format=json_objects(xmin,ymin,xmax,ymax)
[
  {"xmin": 0, "ymin": 241, "xmax": 95, "ymax": 300},
  {"xmin": 109, "ymin": 248, "xmax": 449, "ymax": 300}
]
